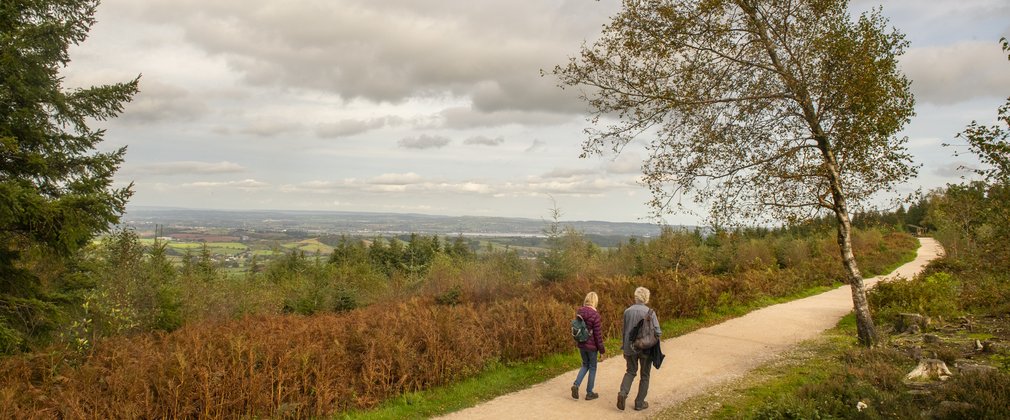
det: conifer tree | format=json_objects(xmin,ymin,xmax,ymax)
[{"xmin": 1, "ymin": 0, "xmax": 138, "ymax": 352}]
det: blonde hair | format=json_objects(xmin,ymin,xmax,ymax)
[
  {"xmin": 634, "ymin": 287, "xmax": 650, "ymax": 304},
  {"xmin": 584, "ymin": 291, "xmax": 599, "ymax": 308}
]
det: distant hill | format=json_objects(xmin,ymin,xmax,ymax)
[{"xmin": 122, "ymin": 206, "xmax": 677, "ymax": 238}]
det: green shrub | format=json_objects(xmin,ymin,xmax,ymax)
[
  {"xmin": 869, "ymin": 272, "xmax": 961, "ymax": 324},
  {"xmin": 960, "ymin": 271, "xmax": 1010, "ymax": 314},
  {"xmin": 435, "ymin": 285, "xmax": 463, "ymax": 306}
]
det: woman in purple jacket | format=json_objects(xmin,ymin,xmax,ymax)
[{"xmin": 571, "ymin": 291, "xmax": 606, "ymax": 400}]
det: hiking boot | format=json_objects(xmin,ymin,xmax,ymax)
[
  {"xmin": 571, "ymin": 385, "xmax": 579, "ymax": 399},
  {"xmin": 585, "ymin": 392, "xmax": 599, "ymax": 400},
  {"xmin": 634, "ymin": 401, "xmax": 649, "ymax": 411},
  {"xmin": 617, "ymin": 393, "xmax": 626, "ymax": 410}
]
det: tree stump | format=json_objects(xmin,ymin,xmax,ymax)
[
  {"xmin": 905, "ymin": 358, "xmax": 952, "ymax": 382},
  {"xmin": 895, "ymin": 313, "xmax": 928, "ymax": 334}
]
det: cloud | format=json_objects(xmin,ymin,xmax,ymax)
[
  {"xmin": 524, "ymin": 139, "xmax": 547, "ymax": 153},
  {"xmin": 115, "ymin": 0, "xmax": 619, "ymax": 114},
  {"xmin": 239, "ymin": 120, "xmax": 303, "ymax": 137},
  {"xmin": 902, "ymin": 41, "xmax": 1010, "ymax": 105},
  {"xmin": 316, "ymin": 116, "xmax": 404, "ymax": 138},
  {"xmin": 440, "ymin": 106, "xmax": 575, "ymax": 128},
  {"xmin": 933, "ymin": 161, "xmax": 976, "ymax": 178},
  {"xmin": 605, "ymin": 153, "xmax": 644, "ymax": 175},
  {"xmin": 119, "ymin": 80, "xmax": 209, "ymax": 123},
  {"xmin": 278, "ymin": 172, "xmax": 639, "ymax": 197},
  {"xmin": 541, "ymin": 168, "xmax": 598, "ymax": 179},
  {"xmin": 500, "ymin": 176, "xmax": 638, "ymax": 197},
  {"xmin": 370, "ymin": 172, "xmax": 423, "ymax": 185},
  {"xmin": 398, "ymin": 134, "xmax": 451, "ymax": 149},
  {"xmin": 463, "ymin": 135, "xmax": 505, "ymax": 146},
  {"xmin": 181, "ymin": 179, "xmax": 269, "ymax": 190},
  {"xmin": 278, "ymin": 179, "xmax": 355, "ymax": 193},
  {"xmin": 122, "ymin": 160, "xmax": 246, "ymax": 176}
]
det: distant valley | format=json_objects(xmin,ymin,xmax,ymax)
[{"xmin": 122, "ymin": 206, "xmax": 671, "ymax": 239}]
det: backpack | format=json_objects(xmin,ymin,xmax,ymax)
[
  {"xmin": 571, "ymin": 314, "xmax": 591, "ymax": 343},
  {"xmin": 633, "ymin": 309, "xmax": 657, "ymax": 351}
]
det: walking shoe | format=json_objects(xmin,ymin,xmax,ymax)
[
  {"xmin": 634, "ymin": 401, "xmax": 649, "ymax": 411},
  {"xmin": 585, "ymin": 392, "xmax": 599, "ymax": 400},
  {"xmin": 617, "ymin": 393, "xmax": 626, "ymax": 410},
  {"xmin": 571, "ymin": 385, "xmax": 578, "ymax": 399}
]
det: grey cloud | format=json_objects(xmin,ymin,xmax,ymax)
[
  {"xmin": 398, "ymin": 134, "xmax": 451, "ymax": 149},
  {"xmin": 120, "ymin": 80, "xmax": 209, "ymax": 123},
  {"xmin": 463, "ymin": 135, "xmax": 505, "ymax": 146},
  {"xmin": 469, "ymin": 77, "xmax": 588, "ymax": 114},
  {"xmin": 902, "ymin": 41, "xmax": 1010, "ymax": 105},
  {"xmin": 119, "ymin": 0, "xmax": 618, "ymax": 113},
  {"xmin": 239, "ymin": 120, "xmax": 303, "ymax": 137},
  {"xmin": 316, "ymin": 116, "xmax": 403, "ymax": 138},
  {"xmin": 525, "ymin": 139, "xmax": 547, "ymax": 153},
  {"xmin": 122, "ymin": 161, "xmax": 246, "ymax": 176},
  {"xmin": 440, "ymin": 106, "xmax": 574, "ymax": 129}
]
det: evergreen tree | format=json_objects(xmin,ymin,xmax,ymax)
[
  {"xmin": 196, "ymin": 243, "xmax": 216, "ymax": 280},
  {"xmin": 1, "ymin": 0, "xmax": 138, "ymax": 353}
]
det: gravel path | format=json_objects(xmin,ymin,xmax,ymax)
[{"xmin": 437, "ymin": 237, "xmax": 943, "ymax": 419}]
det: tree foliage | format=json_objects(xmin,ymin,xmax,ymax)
[
  {"xmin": 1, "ymin": 0, "xmax": 138, "ymax": 353},
  {"xmin": 556, "ymin": 0, "xmax": 914, "ymax": 223},
  {"xmin": 556, "ymin": 0, "xmax": 916, "ymax": 346}
]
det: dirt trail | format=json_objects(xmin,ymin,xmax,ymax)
[{"xmin": 438, "ymin": 238, "xmax": 943, "ymax": 419}]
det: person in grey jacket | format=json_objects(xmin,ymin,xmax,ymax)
[{"xmin": 617, "ymin": 286, "xmax": 661, "ymax": 411}]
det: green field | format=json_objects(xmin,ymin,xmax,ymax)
[{"xmin": 137, "ymin": 238, "xmax": 250, "ymax": 255}]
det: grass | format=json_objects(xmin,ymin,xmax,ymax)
[
  {"xmin": 166, "ymin": 242, "xmax": 203, "ymax": 250},
  {"xmin": 657, "ymin": 315, "xmax": 859, "ymax": 420},
  {"xmin": 208, "ymin": 242, "xmax": 248, "ymax": 249},
  {"xmin": 340, "ymin": 351, "xmax": 584, "ymax": 419}
]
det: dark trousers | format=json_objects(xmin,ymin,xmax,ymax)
[{"xmin": 619, "ymin": 352, "xmax": 651, "ymax": 406}]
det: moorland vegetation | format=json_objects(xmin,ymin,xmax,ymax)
[{"xmin": 0, "ymin": 216, "xmax": 919, "ymax": 417}]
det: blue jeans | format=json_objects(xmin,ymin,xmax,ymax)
[{"xmin": 573, "ymin": 349, "xmax": 598, "ymax": 393}]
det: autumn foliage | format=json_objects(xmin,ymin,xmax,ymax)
[{"xmin": 0, "ymin": 229, "xmax": 917, "ymax": 418}]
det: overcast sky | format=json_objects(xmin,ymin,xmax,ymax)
[{"xmin": 64, "ymin": 0, "xmax": 1010, "ymax": 224}]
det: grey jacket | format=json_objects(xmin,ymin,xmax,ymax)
[{"xmin": 621, "ymin": 303, "xmax": 661, "ymax": 355}]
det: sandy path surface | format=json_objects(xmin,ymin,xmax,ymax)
[{"xmin": 438, "ymin": 237, "xmax": 943, "ymax": 420}]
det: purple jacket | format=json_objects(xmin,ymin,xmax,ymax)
[{"xmin": 576, "ymin": 306, "xmax": 606, "ymax": 353}]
